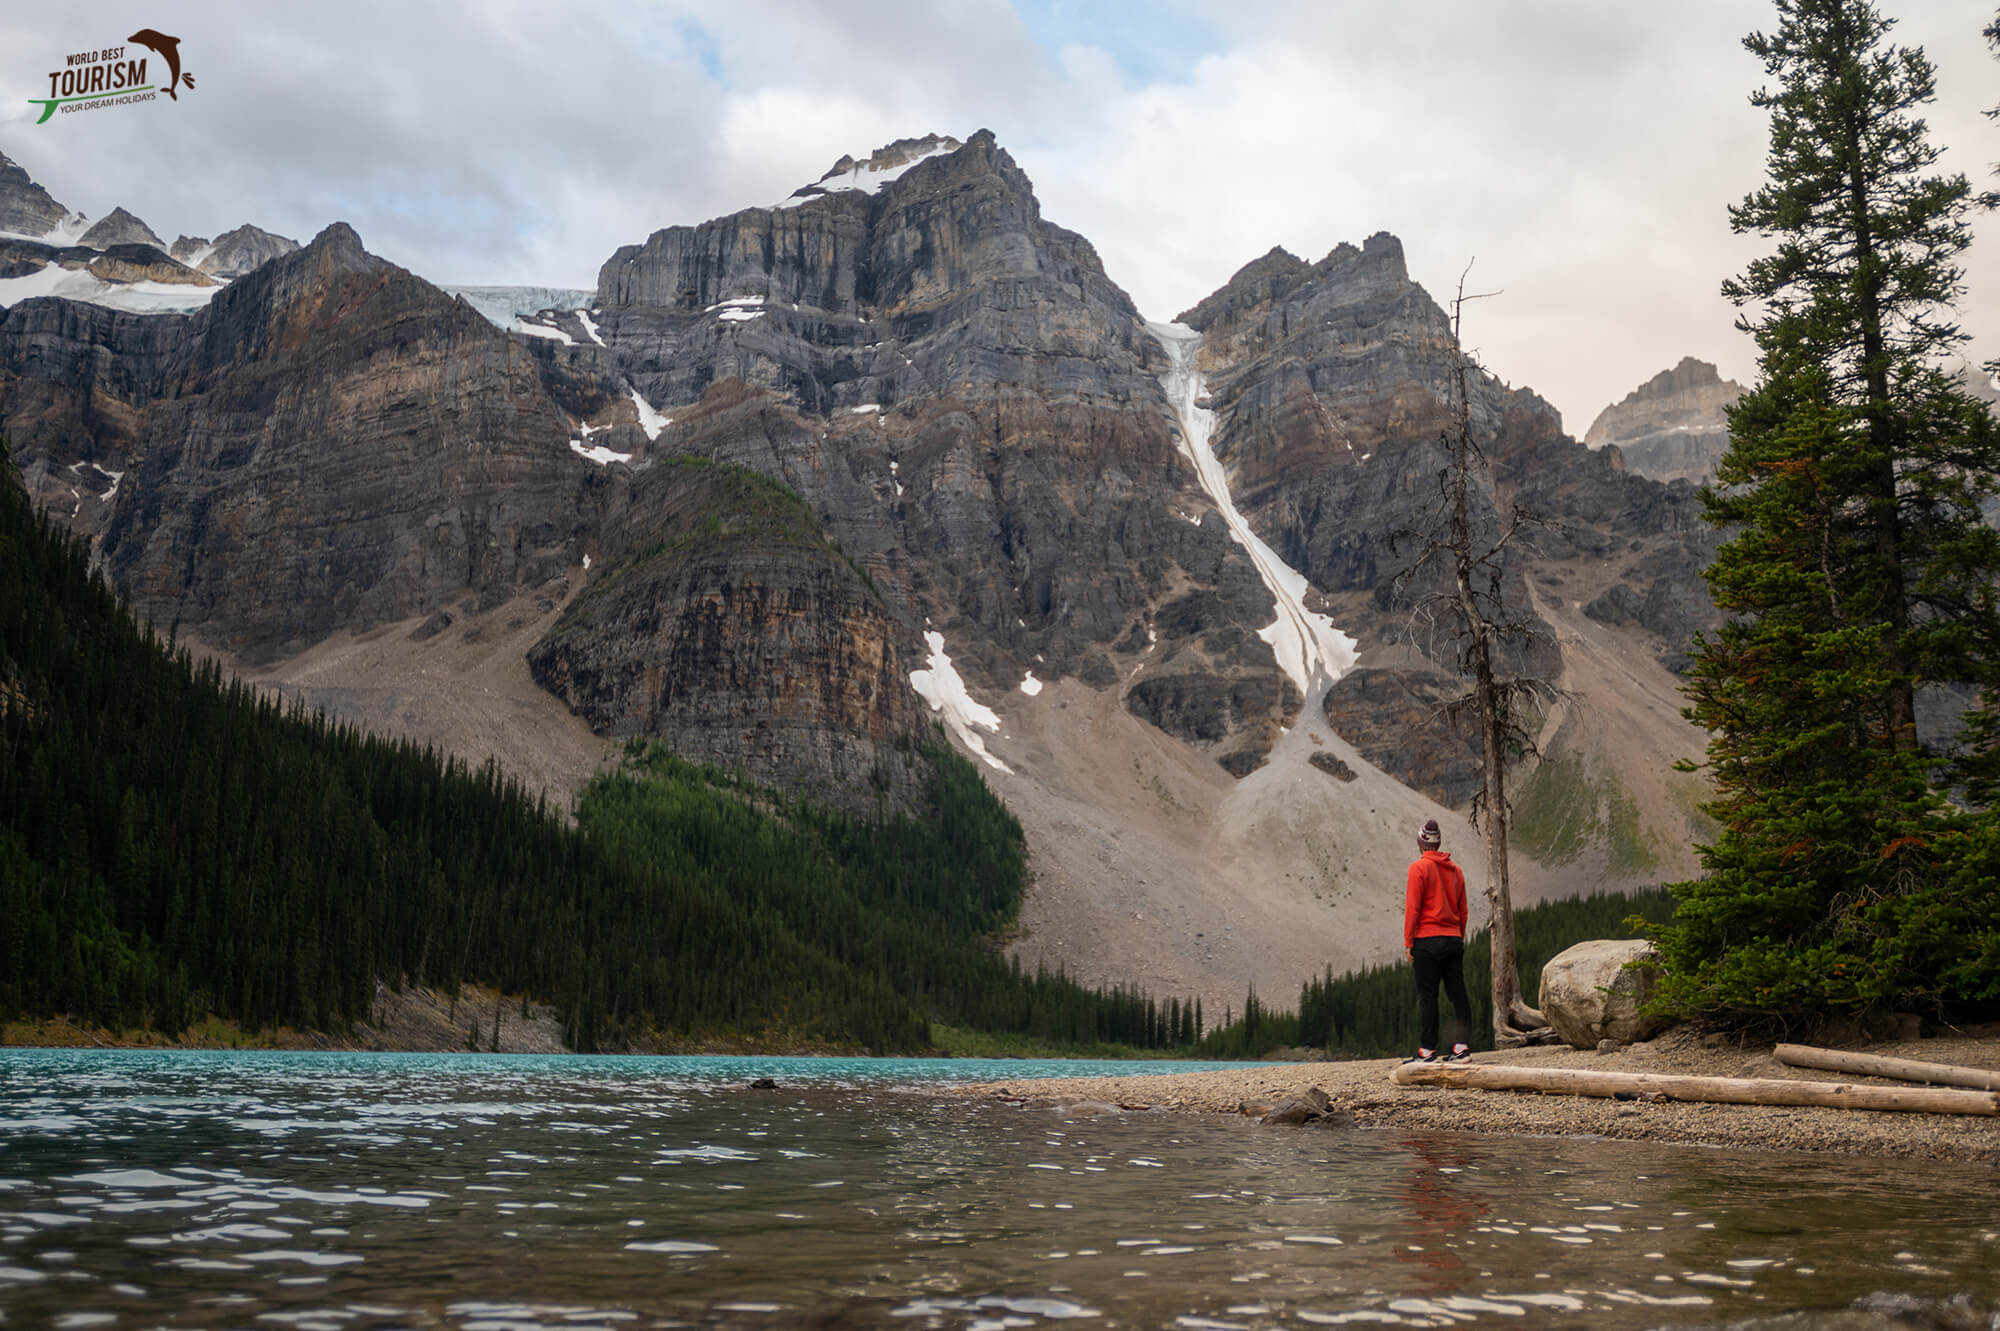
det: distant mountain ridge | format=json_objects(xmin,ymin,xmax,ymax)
[
  {"xmin": 1584, "ymin": 356, "xmax": 1742, "ymax": 485},
  {"xmin": 0, "ymin": 150, "xmax": 298, "ymax": 316}
]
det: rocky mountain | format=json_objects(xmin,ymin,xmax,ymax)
[
  {"xmin": 0, "ymin": 159, "xmax": 298, "ymax": 318},
  {"xmin": 1179, "ymin": 235, "xmax": 1719, "ymax": 874},
  {"xmin": 0, "ymin": 135, "xmax": 1723, "ymax": 1010},
  {"xmin": 1584, "ymin": 356, "xmax": 1742, "ymax": 485},
  {"xmin": 78, "ymin": 206, "xmax": 164, "ymax": 251},
  {"xmin": 196, "ymin": 223, "xmax": 301, "ymax": 280},
  {"xmin": 552, "ymin": 128, "xmax": 1288, "ymax": 767},
  {"xmin": 527, "ymin": 453, "xmax": 927, "ymax": 804},
  {"xmin": 0, "ymin": 150, "xmax": 68, "ymax": 237}
]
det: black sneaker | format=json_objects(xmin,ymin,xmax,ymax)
[
  {"xmin": 1404, "ymin": 1048, "xmax": 1438, "ymax": 1064},
  {"xmin": 1444, "ymin": 1045, "xmax": 1471, "ymax": 1063}
]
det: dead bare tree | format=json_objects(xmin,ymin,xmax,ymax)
[{"xmin": 1392, "ymin": 263, "xmax": 1557, "ymax": 1047}]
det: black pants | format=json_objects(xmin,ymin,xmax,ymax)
[{"xmin": 1411, "ymin": 935, "xmax": 1472, "ymax": 1052}]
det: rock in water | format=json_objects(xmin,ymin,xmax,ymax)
[{"xmin": 1539, "ymin": 939, "xmax": 1665, "ymax": 1050}]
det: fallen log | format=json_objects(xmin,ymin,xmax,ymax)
[
  {"xmin": 1774, "ymin": 1043, "xmax": 2000, "ymax": 1092},
  {"xmin": 1390, "ymin": 1061, "xmax": 2000, "ymax": 1116}
]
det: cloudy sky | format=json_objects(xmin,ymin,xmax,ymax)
[{"xmin": 5, "ymin": 1, "xmax": 1996, "ymax": 432}]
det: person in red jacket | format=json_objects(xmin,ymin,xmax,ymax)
[{"xmin": 1405, "ymin": 819, "xmax": 1472, "ymax": 1063}]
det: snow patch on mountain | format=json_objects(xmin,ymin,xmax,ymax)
[
  {"xmin": 0, "ymin": 265, "xmax": 220, "ymax": 312},
  {"xmin": 442, "ymin": 286, "xmax": 594, "ymax": 330},
  {"xmin": 776, "ymin": 134, "xmax": 962, "ymax": 209},
  {"xmin": 910, "ymin": 631, "xmax": 1010, "ymax": 773},
  {"xmin": 1147, "ymin": 321, "xmax": 1357, "ymax": 701},
  {"xmin": 513, "ymin": 318, "xmax": 574, "ymax": 346},
  {"xmin": 569, "ymin": 438, "xmax": 630, "ymax": 466},
  {"xmin": 628, "ymin": 387, "xmax": 669, "ymax": 441}
]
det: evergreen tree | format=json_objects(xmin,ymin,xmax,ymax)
[{"xmin": 1659, "ymin": 0, "xmax": 2000, "ymax": 1022}]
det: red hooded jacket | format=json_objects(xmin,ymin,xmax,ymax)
[{"xmin": 1404, "ymin": 849, "xmax": 1467, "ymax": 950}]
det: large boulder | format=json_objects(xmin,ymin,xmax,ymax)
[{"xmin": 1538, "ymin": 939, "xmax": 1665, "ymax": 1050}]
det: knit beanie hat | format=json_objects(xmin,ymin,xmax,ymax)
[{"xmin": 1418, "ymin": 819, "xmax": 1442, "ymax": 847}]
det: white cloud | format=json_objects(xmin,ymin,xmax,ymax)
[{"xmin": 1, "ymin": 0, "xmax": 1994, "ymax": 429}]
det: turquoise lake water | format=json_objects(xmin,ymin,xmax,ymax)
[{"xmin": 1, "ymin": 1049, "xmax": 1995, "ymax": 1329}]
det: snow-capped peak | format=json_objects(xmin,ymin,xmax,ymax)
[{"xmin": 776, "ymin": 134, "xmax": 962, "ymax": 209}]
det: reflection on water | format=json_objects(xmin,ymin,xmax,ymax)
[{"xmin": 0, "ymin": 1050, "xmax": 1995, "ymax": 1329}]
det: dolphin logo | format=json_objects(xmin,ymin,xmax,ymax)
[{"xmin": 127, "ymin": 28, "xmax": 194, "ymax": 100}]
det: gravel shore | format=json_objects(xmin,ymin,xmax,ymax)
[{"xmin": 932, "ymin": 1027, "xmax": 2000, "ymax": 1163}]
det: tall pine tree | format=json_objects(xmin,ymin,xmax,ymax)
[{"xmin": 1658, "ymin": 0, "xmax": 2000, "ymax": 1023}]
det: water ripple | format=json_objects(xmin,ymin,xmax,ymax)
[{"xmin": 0, "ymin": 1049, "xmax": 1995, "ymax": 1329}]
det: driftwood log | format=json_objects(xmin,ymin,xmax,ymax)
[
  {"xmin": 1391, "ymin": 1061, "xmax": 2000, "ymax": 1116},
  {"xmin": 1774, "ymin": 1043, "xmax": 2000, "ymax": 1092}
]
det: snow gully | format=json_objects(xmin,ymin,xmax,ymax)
[{"xmin": 1145, "ymin": 321, "xmax": 1358, "ymax": 704}]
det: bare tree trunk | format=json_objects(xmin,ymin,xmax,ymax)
[
  {"xmin": 1391, "ymin": 1061, "xmax": 2000, "ymax": 1115},
  {"xmin": 1774, "ymin": 1044, "xmax": 2000, "ymax": 1092},
  {"xmin": 1439, "ymin": 275, "xmax": 1548, "ymax": 1046}
]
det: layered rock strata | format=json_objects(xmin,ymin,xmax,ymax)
[
  {"xmin": 529, "ymin": 457, "xmax": 928, "ymax": 813},
  {"xmin": 560, "ymin": 129, "xmax": 1290, "ymax": 773},
  {"xmin": 1583, "ymin": 357, "xmax": 1741, "ymax": 485},
  {"xmin": 0, "ymin": 151, "xmax": 67, "ymax": 236},
  {"xmin": 197, "ymin": 223, "xmax": 301, "ymax": 280},
  {"xmin": 1178, "ymin": 235, "xmax": 1718, "ymax": 808},
  {"xmin": 78, "ymin": 206, "xmax": 164, "ymax": 250}
]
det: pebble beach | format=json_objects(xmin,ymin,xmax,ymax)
[{"xmin": 934, "ymin": 1026, "xmax": 2000, "ymax": 1163}]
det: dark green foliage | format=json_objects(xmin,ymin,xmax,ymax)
[
  {"xmin": 573, "ymin": 741, "xmax": 1198, "ymax": 1052},
  {"xmin": 1197, "ymin": 889, "xmax": 1676, "ymax": 1059},
  {"xmin": 1659, "ymin": 0, "xmax": 2000, "ymax": 1025},
  {"xmin": 0, "ymin": 446, "xmax": 1200, "ymax": 1052}
]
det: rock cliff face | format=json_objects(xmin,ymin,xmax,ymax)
[
  {"xmin": 563, "ymin": 129, "xmax": 1288, "ymax": 773},
  {"xmin": 528, "ymin": 457, "xmax": 927, "ymax": 813},
  {"xmin": 87, "ymin": 244, "xmax": 214, "ymax": 286},
  {"xmin": 0, "ymin": 289, "xmax": 190, "ymax": 537},
  {"xmin": 79, "ymin": 206, "xmax": 164, "ymax": 250},
  {"xmin": 197, "ymin": 223, "xmax": 301, "ymax": 280},
  {"xmin": 95, "ymin": 224, "xmax": 594, "ymax": 659},
  {"xmin": 1, "ymin": 210, "xmax": 938, "ymax": 810},
  {"xmin": 1178, "ymin": 233, "xmax": 1719, "ymax": 868},
  {"xmin": 1583, "ymin": 356, "xmax": 1742, "ymax": 485},
  {"xmin": 0, "ymin": 151, "xmax": 67, "ymax": 237}
]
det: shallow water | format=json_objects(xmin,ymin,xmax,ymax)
[{"xmin": 1, "ymin": 1050, "xmax": 1995, "ymax": 1329}]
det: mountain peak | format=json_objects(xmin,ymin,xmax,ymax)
[
  {"xmin": 306, "ymin": 221, "xmax": 372, "ymax": 263},
  {"xmin": 199, "ymin": 222, "xmax": 302, "ymax": 280},
  {"xmin": 779, "ymin": 133, "xmax": 963, "ymax": 206},
  {"xmin": 0, "ymin": 150, "xmax": 69, "ymax": 238},
  {"xmin": 79, "ymin": 206, "xmax": 163, "ymax": 251},
  {"xmin": 1583, "ymin": 356, "xmax": 1744, "ymax": 484}
]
